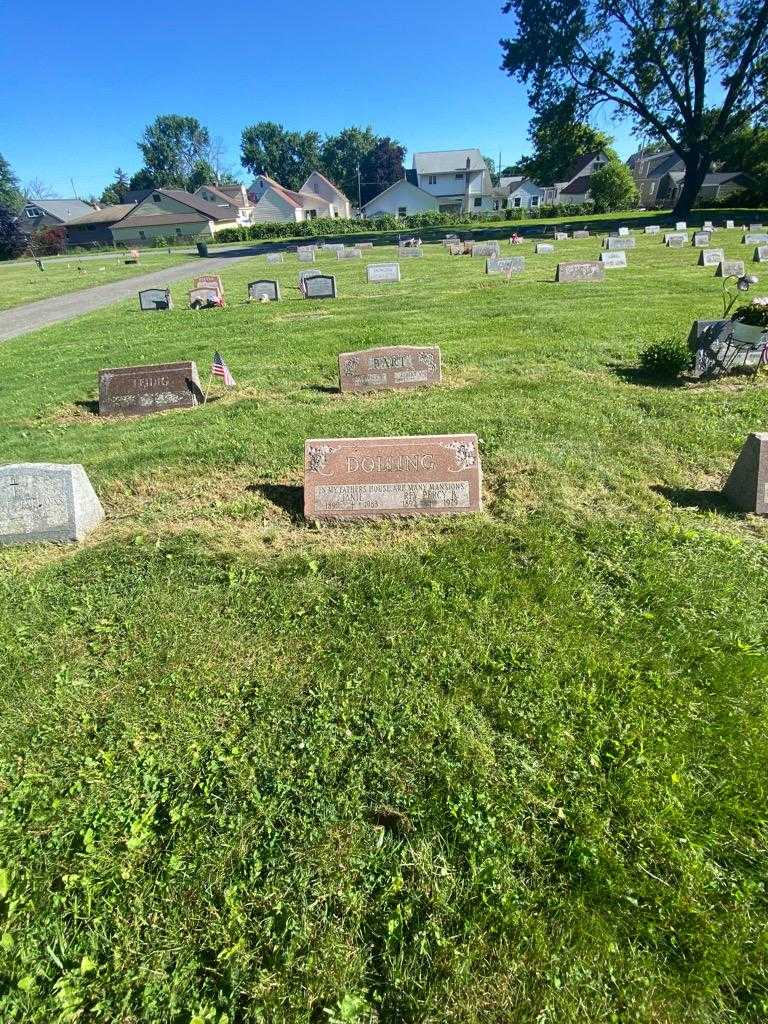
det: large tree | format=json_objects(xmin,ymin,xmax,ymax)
[
  {"xmin": 500, "ymin": 0, "xmax": 768, "ymax": 215},
  {"xmin": 100, "ymin": 167, "xmax": 130, "ymax": 205},
  {"xmin": 588, "ymin": 159, "xmax": 639, "ymax": 211},
  {"xmin": 137, "ymin": 114, "xmax": 212, "ymax": 190},
  {"xmin": 0, "ymin": 205, "xmax": 26, "ymax": 261},
  {"xmin": 358, "ymin": 137, "xmax": 406, "ymax": 205},
  {"xmin": 516, "ymin": 102, "xmax": 615, "ymax": 183},
  {"xmin": 240, "ymin": 122, "xmax": 321, "ymax": 191},
  {"xmin": 320, "ymin": 126, "xmax": 378, "ymax": 199},
  {"xmin": 0, "ymin": 154, "xmax": 23, "ymax": 213},
  {"xmin": 712, "ymin": 121, "xmax": 768, "ymax": 202}
]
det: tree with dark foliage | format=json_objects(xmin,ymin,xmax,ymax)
[
  {"xmin": 500, "ymin": 0, "xmax": 768, "ymax": 215},
  {"xmin": 0, "ymin": 204, "xmax": 26, "ymax": 261}
]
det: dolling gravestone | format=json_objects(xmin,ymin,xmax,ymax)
[
  {"xmin": 556, "ymin": 261, "xmax": 605, "ymax": 283},
  {"xmin": 338, "ymin": 346, "xmax": 442, "ymax": 393},
  {"xmin": 303, "ymin": 274, "xmax": 337, "ymax": 299},
  {"xmin": 535, "ymin": 243, "xmax": 554, "ymax": 254},
  {"xmin": 698, "ymin": 248, "xmax": 725, "ymax": 267},
  {"xmin": 0, "ymin": 464, "xmax": 105, "ymax": 546},
  {"xmin": 715, "ymin": 259, "xmax": 746, "ymax": 277},
  {"xmin": 605, "ymin": 236, "xmax": 636, "ymax": 250},
  {"xmin": 248, "ymin": 280, "xmax": 280, "ymax": 301},
  {"xmin": 138, "ymin": 288, "xmax": 172, "ymax": 311},
  {"xmin": 99, "ymin": 361, "xmax": 202, "ymax": 417},
  {"xmin": 486, "ymin": 257, "xmax": 525, "ymax": 275},
  {"xmin": 724, "ymin": 434, "xmax": 768, "ymax": 514},
  {"xmin": 303, "ymin": 433, "xmax": 482, "ymax": 520},
  {"xmin": 366, "ymin": 263, "xmax": 401, "ymax": 283},
  {"xmin": 600, "ymin": 251, "xmax": 627, "ymax": 268}
]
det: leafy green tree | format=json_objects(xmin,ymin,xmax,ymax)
[
  {"xmin": 712, "ymin": 122, "xmax": 768, "ymax": 202},
  {"xmin": 0, "ymin": 204, "xmax": 27, "ymax": 260},
  {"xmin": 100, "ymin": 168, "xmax": 130, "ymax": 205},
  {"xmin": 482, "ymin": 154, "xmax": 498, "ymax": 185},
  {"xmin": 128, "ymin": 167, "xmax": 156, "ymax": 192},
  {"xmin": 137, "ymin": 114, "xmax": 212, "ymax": 190},
  {"xmin": 500, "ymin": 0, "xmax": 768, "ymax": 215},
  {"xmin": 516, "ymin": 102, "xmax": 615, "ymax": 184},
  {"xmin": 320, "ymin": 126, "xmax": 378, "ymax": 198},
  {"xmin": 359, "ymin": 137, "xmax": 406, "ymax": 204},
  {"xmin": 240, "ymin": 122, "xmax": 321, "ymax": 191},
  {"xmin": 187, "ymin": 159, "xmax": 218, "ymax": 191},
  {"xmin": 0, "ymin": 154, "xmax": 23, "ymax": 213},
  {"xmin": 588, "ymin": 160, "xmax": 639, "ymax": 211}
]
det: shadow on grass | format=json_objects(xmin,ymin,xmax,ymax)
[
  {"xmin": 610, "ymin": 364, "xmax": 686, "ymax": 388},
  {"xmin": 300, "ymin": 383, "xmax": 339, "ymax": 395},
  {"xmin": 74, "ymin": 400, "xmax": 99, "ymax": 415},
  {"xmin": 248, "ymin": 483, "xmax": 305, "ymax": 523},
  {"xmin": 652, "ymin": 484, "xmax": 739, "ymax": 515}
]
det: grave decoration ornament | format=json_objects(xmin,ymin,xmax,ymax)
[{"xmin": 690, "ymin": 275, "xmax": 765, "ymax": 379}]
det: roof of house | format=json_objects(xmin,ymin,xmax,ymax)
[
  {"xmin": 255, "ymin": 176, "xmax": 303, "ymax": 209},
  {"xmin": 112, "ymin": 212, "xmax": 210, "ymax": 229},
  {"xmin": 560, "ymin": 152, "xmax": 605, "ymax": 185},
  {"xmin": 195, "ymin": 184, "xmax": 247, "ymax": 209},
  {"xmin": 214, "ymin": 184, "xmax": 246, "ymax": 200},
  {"xmin": 702, "ymin": 171, "xmax": 749, "ymax": 185},
  {"xmin": 24, "ymin": 198, "xmax": 94, "ymax": 222},
  {"xmin": 499, "ymin": 175, "xmax": 525, "ymax": 189},
  {"xmin": 154, "ymin": 188, "xmax": 234, "ymax": 220},
  {"xmin": 361, "ymin": 177, "xmax": 438, "ymax": 211},
  {"xmin": 559, "ymin": 174, "xmax": 593, "ymax": 196},
  {"xmin": 413, "ymin": 149, "xmax": 487, "ymax": 174},
  {"xmin": 302, "ymin": 169, "xmax": 349, "ymax": 200},
  {"xmin": 66, "ymin": 204, "xmax": 135, "ymax": 226}
]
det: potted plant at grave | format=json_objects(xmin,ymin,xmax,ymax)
[{"xmin": 731, "ymin": 296, "xmax": 768, "ymax": 345}]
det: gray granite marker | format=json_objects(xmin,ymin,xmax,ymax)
[
  {"xmin": 0, "ymin": 463, "xmax": 104, "ymax": 545},
  {"xmin": 715, "ymin": 259, "xmax": 746, "ymax": 277},
  {"xmin": 698, "ymin": 248, "xmax": 725, "ymax": 267},
  {"xmin": 600, "ymin": 251, "xmax": 627, "ymax": 268},
  {"xmin": 486, "ymin": 256, "xmax": 525, "ymax": 275},
  {"xmin": 724, "ymin": 433, "xmax": 768, "ymax": 514}
]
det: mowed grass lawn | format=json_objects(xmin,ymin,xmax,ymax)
[
  {"xmin": 0, "ymin": 250, "xmax": 193, "ymax": 310},
  {"xmin": 2, "ymin": 233, "xmax": 768, "ymax": 1024}
]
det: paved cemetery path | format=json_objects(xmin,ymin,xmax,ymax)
[{"xmin": 0, "ymin": 248, "xmax": 263, "ymax": 343}]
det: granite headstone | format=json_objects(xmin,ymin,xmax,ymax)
[
  {"xmin": 338, "ymin": 346, "xmax": 442, "ymax": 393},
  {"xmin": 99, "ymin": 361, "xmax": 202, "ymax": 417},
  {"xmin": 0, "ymin": 464, "xmax": 105, "ymax": 546},
  {"xmin": 556, "ymin": 261, "xmax": 605, "ymax": 282}
]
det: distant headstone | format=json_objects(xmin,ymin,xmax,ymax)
[
  {"xmin": 0, "ymin": 464, "xmax": 105, "ymax": 546},
  {"xmin": 303, "ymin": 274, "xmax": 337, "ymax": 299},
  {"xmin": 572, "ymin": 230, "xmax": 590, "ymax": 239},
  {"xmin": 744, "ymin": 233, "xmax": 768, "ymax": 244},
  {"xmin": 676, "ymin": 221, "xmax": 687, "ymax": 230},
  {"xmin": 692, "ymin": 232, "xmax": 712, "ymax": 247},
  {"xmin": 357, "ymin": 241, "xmax": 374, "ymax": 249},
  {"xmin": 702, "ymin": 221, "xmax": 715, "ymax": 231},
  {"xmin": 698, "ymin": 248, "xmax": 725, "ymax": 267},
  {"xmin": 303, "ymin": 433, "xmax": 482, "ymax": 520},
  {"xmin": 194, "ymin": 274, "xmax": 224, "ymax": 296},
  {"xmin": 618, "ymin": 227, "xmax": 630, "ymax": 236},
  {"xmin": 666, "ymin": 235, "xmax": 686, "ymax": 248},
  {"xmin": 486, "ymin": 256, "xmax": 525, "ymax": 275},
  {"xmin": 447, "ymin": 244, "xmax": 464, "ymax": 256},
  {"xmin": 645, "ymin": 225, "xmax": 661, "ymax": 234},
  {"xmin": 337, "ymin": 248, "xmax": 362, "ymax": 259},
  {"xmin": 266, "ymin": 253, "xmax": 284, "ymax": 264},
  {"xmin": 605, "ymin": 236, "xmax": 636, "ymax": 250},
  {"xmin": 726, "ymin": 219, "xmax": 735, "ymax": 229},
  {"xmin": 99, "ymin": 361, "xmax": 202, "ymax": 417},
  {"xmin": 471, "ymin": 242, "xmax": 501, "ymax": 258},
  {"xmin": 398, "ymin": 246, "xmax": 424, "ymax": 258},
  {"xmin": 248, "ymin": 280, "xmax": 280, "ymax": 301},
  {"xmin": 556, "ymin": 261, "xmax": 605, "ymax": 283},
  {"xmin": 366, "ymin": 262, "xmax": 401, "ymax": 283},
  {"xmin": 138, "ymin": 288, "xmax": 172, "ymax": 311},
  {"xmin": 188, "ymin": 287, "xmax": 222, "ymax": 308},
  {"xmin": 754, "ymin": 246, "xmax": 768, "ymax": 263},
  {"xmin": 535, "ymin": 243, "xmax": 554, "ymax": 254},
  {"xmin": 600, "ymin": 251, "xmax": 628, "ymax": 268},
  {"xmin": 724, "ymin": 433, "xmax": 768, "ymax": 514},
  {"xmin": 715, "ymin": 259, "xmax": 745, "ymax": 277},
  {"xmin": 554, "ymin": 232, "xmax": 568, "ymax": 241},
  {"xmin": 339, "ymin": 345, "xmax": 441, "ymax": 393},
  {"xmin": 298, "ymin": 249, "xmax": 316, "ymax": 263},
  {"xmin": 323, "ymin": 243, "xmax": 345, "ymax": 251},
  {"xmin": 749, "ymin": 224, "xmax": 765, "ymax": 232}
]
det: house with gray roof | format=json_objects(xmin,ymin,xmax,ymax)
[
  {"xmin": 19, "ymin": 198, "xmax": 94, "ymax": 235},
  {"xmin": 411, "ymin": 149, "xmax": 495, "ymax": 213},
  {"xmin": 628, "ymin": 149, "xmax": 750, "ymax": 206},
  {"xmin": 109, "ymin": 188, "xmax": 242, "ymax": 245},
  {"xmin": 65, "ymin": 204, "xmax": 136, "ymax": 246}
]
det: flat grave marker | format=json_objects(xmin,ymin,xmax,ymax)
[
  {"xmin": 698, "ymin": 248, "xmax": 725, "ymax": 267},
  {"xmin": 486, "ymin": 256, "xmax": 525, "ymax": 275},
  {"xmin": 338, "ymin": 345, "xmax": 441, "ymax": 393},
  {"xmin": 600, "ymin": 251, "xmax": 628, "ymax": 268},
  {"xmin": 303, "ymin": 433, "xmax": 482, "ymax": 520},
  {"xmin": 138, "ymin": 288, "xmax": 172, "ymax": 311},
  {"xmin": 716, "ymin": 259, "xmax": 746, "ymax": 277},
  {"xmin": 366, "ymin": 262, "xmax": 401, "ymax": 283},
  {"xmin": 248, "ymin": 280, "xmax": 280, "ymax": 302},
  {"xmin": 99, "ymin": 361, "xmax": 202, "ymax": 417},
  {"xmin": 556, "ymin": 260, "xmax": 605, "ymax": 283},
  {"xmin": 0, "ymin": 464, "xmax": 105, "ymax": 546},
  {"xmin": 535, "ymin": 243, "xmax": 554, "ymax": 254},
  {"xmin": 303, "ymin": 273, "xmax": 337, "ymax": 299}
]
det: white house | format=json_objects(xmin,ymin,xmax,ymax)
[
  {"xmin": 301, "ymin": 171, "xmax": 352, "ymax": 218},
  {"xmin": 500, "ymin": 176, "xmax": 549, "ymax": 210},
  {"xmin": 553, "ymin": 152, "xmax": 611, "ymax": 204},
  {"xmin": 193, "ymin": 184, "xmax": 255, "ymax": 226},
  {"xmin": 361, "ymin": 178, "xmax": 438, "ymax": 218},
  {"xmin": 411, "ymin": 149, "xmax": 495, "ymax": 213},
  {"xmin": 248, "ymin": 172, "xmax": 352, "ymax": 223}
]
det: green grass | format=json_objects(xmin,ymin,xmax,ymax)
[
  {"xmin": 1, "ymin": 232, "xmax": 768, "ymax": 1024},
  {"xmin": 0, "ymin": 250, "xmax": 191, "ymax": 310}
]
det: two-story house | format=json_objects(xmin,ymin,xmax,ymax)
[
  {"xmin": 193, "ymin": 184, "xmax": 256, "ymax": 226},
  {"xmin": 18, "ymin": 198, "xmax": 94, "ymax": 235},
  {"xmin": 362, "ymin": 149, "xmax": 496, "ymax": 217},
  {"xmin": 248, "ymin": 172, "xmax": 352, "ymax": 222},
  {"xmin": 628, "ymin": 149, "xmax": 749, "ymax": 207}
]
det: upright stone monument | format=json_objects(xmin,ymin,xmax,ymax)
[
  {"xmin": 754, "ymin": 246, "xmax": 768, "ymax": 263},
  {"xmin": 723, "ymin": 433, "xmax": 768, "ymax": 514},
  {"xmin": 486, "ymin": 257, "xmax": 525, "ymax": 275},
  {"xmin": 303, "ymin": 274, "xmax": 337, "ymax": 299},
  {"xmin": 338, "ymin": 346, "xmax": 441, "ymax": 393},
  {"xmin": 303, "ymin": 434, "xmax": 482, "ymax": 520},
  {"xmin": 535, "ymin": 243, "xmax": 554, "ymax": 254},
  {"xmin": 0, "ymin": 464, "xmax": 105, "ymax": 545},
  {"xmin": 698, "ymin": 248, "xmax": 725, "ymax": 267},
  {"xmin": 600, "ymin": 251, "xmax": 627, "ymax": 268},
  {"xmin": 99, "ymin": 362, "xmax": 202, "ymax": 417},
  {"xmin": 715, "ymin": 259, "xmax": 746, "ymax": 277},
  {"xmin": 366, "ymin": 263, "xmax": 401, "ymax": 283},
  {"xmin": 248, "ymin": 280, "xmax": 280, "ymax": 301},
  {"xmin": 556, "ymin": 261, "xmax": 605, "ymax": 282},
  {"xmin": 138, "ymin": 288, "xmax": 172, "ymax": 311},
  {"xmin": 645, "ymin": 225, "xmax": 661, "ymax": 234},
  {"xmin": 572, "ymin": 230, "xmax": 590, "ymax": 239},
  {"xmin": 604, "ymin": 236, "xmax": 636, "ymax": 250}
]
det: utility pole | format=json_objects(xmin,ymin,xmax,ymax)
[
  {"xmin": 357, "ymin": 163, "xmax": 362, "ymax": 214},
  {"xmin": 70, "ymin": 177, "xmax": 79, "ymax": 200}
]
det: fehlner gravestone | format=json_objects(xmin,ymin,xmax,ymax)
[
  {"xmin": 0, "ymin": 463, "xmax": 104, "ymax": 545},
  {"xmin": 138, "ymin": 288, "xmax": 172, "ymax": 311},
  {"xmin": 248, "ymin": 280, "xmax": 280, "ymax": 301},
  {"xmin": 338, "ymin": 345, "xmax": 441, "ymax": 393},
  {"xmin": 698, "ymin": 248, "xmax": 725, "ymax": 267},
  {"xmin": 99, "ymin": 361, "xmax": 202, "ymax": 417},
  {"xmin": 366, "ymin": 263, "xmax": 401, "ymax": 283},
  {"xmin": 723, "ymin": 433, "xmax": 768, "ymax": 514},
  {"xmin": 303, "ymin": 434, "xmax": 482, "ymax": 520},
  {"xmin": 486, "ymin": 257, "xmax": 525, "ymax": 275},
  {"xmin": 600, "ymin": 251, "xmax": 628, "ymax": 268},
  {"xmin": 556, "ymin": 261, "xmax": 605, "ymax": 282},
  {"xmin": 303, "ymin": 274, "xmax": 337, "ymax": 299},
  {"xmin": 715, "ymin": 259, "xmax": 745, "ymax": 277}
]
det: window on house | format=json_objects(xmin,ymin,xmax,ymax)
[
  {"xmin": 455, "ymin": 173, "xmax": 465, "ymax": 180},
  {"xmin": 398, "ymin": 206, "xmax": 407, "ymax": 217},
  {"xmin": 473, "ymin": 197, "xmax": 482, "ymax": 208},
  {"xmin": 139, "ymin": 230, "xmax": 146, "ymax": 239},
  {"xmin": 306, "ymin": 209, "xmax": 317, "ymax": 220},
  {"xmin": 152, "ymin": 194, "xmax": 161, "ymax": 203},
  {"xmin": 513, "ymin": 197, "xmax": 521, "ymax": 208},
  {"xmin": 531, "ymin": 196, "xmax": 539, "ymax": 207},
  {"xmin": 428, "ymin": 175, "xmax": 437, "ymax": 185},
  {"xmin": 493, "ymin": 200, "xmax": 499, "ymax": 211},
  {"xmin": 25, "ymin": 207, "xmax": 44, "ymax": 218},
  {"xmin": 175, "ymin": 227, "xmax": 182, "ymax": 235}
]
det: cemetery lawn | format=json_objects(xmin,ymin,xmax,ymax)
[
  {"xmin": 0, "ymin": 251, "xmax": 192, "ymax": 310},
  {"xmin": 2, "ymin": 233, "xmax": 768, "ymax": 1023}
]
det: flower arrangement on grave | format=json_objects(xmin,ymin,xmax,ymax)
[{"xmin": 730, "ymin": 295, "xmax": 768, "ymax": 345}]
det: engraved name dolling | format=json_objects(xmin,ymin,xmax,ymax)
[{"xmin": 345, "ymin": 453, "xmax": 436, "ymax": 473}]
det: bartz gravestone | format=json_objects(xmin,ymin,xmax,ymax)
[{"xmin": 338, "ymin": 346, "xmax": 441, "ymax": 393}]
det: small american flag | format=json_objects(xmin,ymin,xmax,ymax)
[{"xmin": 212, "ymin": 351, "xmax": 235, "ymax": 386}]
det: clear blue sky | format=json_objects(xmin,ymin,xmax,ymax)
[{"xmin": 0, "ymin": 0, "xmax": 637, "ymax": 199}]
